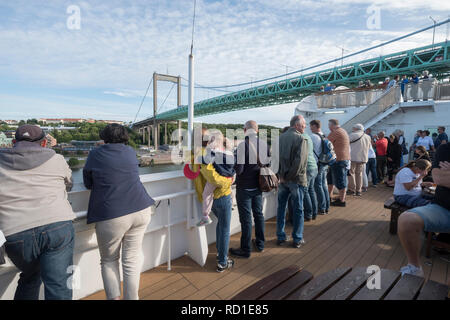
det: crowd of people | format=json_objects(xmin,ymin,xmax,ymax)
[
  {"xmin": 319, "ymin": 70, "xmax": 435, "ymax": 102},
  {"xmin": 0, "ymin": 120, "xmax": 449, "ymax": 300}
]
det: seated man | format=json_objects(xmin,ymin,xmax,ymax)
[{"xmin": 397, "ymin": 143, "xmax": 450, "ymax": 277}]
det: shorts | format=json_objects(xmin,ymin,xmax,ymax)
[
  {"xmin": 330, "ymin": 160, "xmax": 349, "ymax": 190},
  {"xmin": 327, "ymin": 168, "xmax": 332, "ymax": 185},
  {"xmin": 409, "ymin": 203, "xmax": 450, "ymax": 233}
]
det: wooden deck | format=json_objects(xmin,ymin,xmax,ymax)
[{"xmin": 84, "ymin": 185, "xmax": 450, "ymax": 300}]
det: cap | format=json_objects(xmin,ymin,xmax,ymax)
[
  {"xmin": 15, "ymin": 125, "xmax": 46, "ymax": 142},
  {"xmin": 353, "ymin": 123, "xmax": 364, "ymax": 131}
]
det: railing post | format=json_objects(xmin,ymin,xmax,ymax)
[{"xmin": 167, "ymin": 198, "xmax": 171, "ymax": 271}]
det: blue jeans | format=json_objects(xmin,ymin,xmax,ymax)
[
  {"xmin": 211, "ymin": 194, "xmax": 232, "ymax": 266},
  {"xmin": 276, "ymin": 182, "xmax": 306, "ymax": 243},
  {"xmin": 394, "ymin": 194, "xmax": 433, "ymax": 208},
  {"xmin": 330, "ymin": 160, "xmax": 349, "ymax": 190},
  {"xmin": 4, "ymin": 221, "xmax": 75, "ymax": 300},
  {"xmin": 304, "ymin": 168, "xmax": 318, "ymax": 219},
  {"xmin": 236, "ymin": 188, "xmax": 265, "ymax": 253},
  {"xmin": 366, "ymin": 158, "xmax": 377, "ymax": 185},
  {"xmin": 315, "ymin": 164, "xmax": 330, "ymax": 212}
]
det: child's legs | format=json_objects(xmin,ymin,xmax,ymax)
[{"xmin": 202, "ymin": 182, "xmax": 217, "ymax": 217}]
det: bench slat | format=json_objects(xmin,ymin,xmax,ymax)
[
  {"xmin": 383, "ymin": 274, "xmax": 424, "ymax": 300},
  {"xmin": 231, "ymin": 265, "xmax": 302, "ymax": 300},
  {"xmin": 317, "ymin": 267, "xmax": 370, "ymax": 300},
  {"xmin": 259, "ymin": 270, "xmax": 313, "ymax": 300},
  {"xmin": 286, "ymin": 267, "xmax": 352, "ymax": 300},
  {"xmin": 384, "ymin": 197, "xmax": 396, "ymax": 209},
  {"xmin": 417, "ymin": 280, "xmax": 449, "ymax": 300},
  {"xmin": 351, "ymin": 269, "xmax": 401, "ymax": 300}
]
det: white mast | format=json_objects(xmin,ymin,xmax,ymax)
[
  {"xmin": 188, "ymin": 53, "xmax": 194, "ymax": 151},
  {"xmin": 187, "ymin": 0, "xmax": 196, "ymax": 152}
]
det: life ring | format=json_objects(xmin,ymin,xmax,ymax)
[{"xmin": 183, "ymin": 163, "xmax": 200, "ymax": 180}]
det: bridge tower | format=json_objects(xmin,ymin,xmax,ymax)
[{"xmin": 152, "ymin": 72, "xmax": 182, "ymax": 150}]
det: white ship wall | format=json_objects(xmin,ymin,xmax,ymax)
[
  {"xmin": 0, "ymin": 171, "xmax": 278, "ymax": 300},
  {"xmin": 370, "ymin": 100, "xmax": 450, "ymax": 151}
]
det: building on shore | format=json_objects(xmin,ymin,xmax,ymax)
[
  {"xmin": 38, "ymin": 118, "xmax": 124, "ymax": 125},
  {"xmin": 0, "ymin": 120, "xmax": 18, "ymax": 125}
]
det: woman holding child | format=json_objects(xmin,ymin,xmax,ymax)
[{"xmin": 187, "ymin": 129, "xmax": 235, "ymax": 273}]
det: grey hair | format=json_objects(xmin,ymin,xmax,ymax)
[
  {"xmin": 290, "ymin": 115, "xmax": 305, "ymax": 127},
  {"xmin": 244, "ymin": 120, "xmax": 258, "ymax": 132}
]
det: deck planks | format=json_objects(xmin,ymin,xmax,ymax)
[{"xmin": 83, "ymin": 186, "xmax": 449, "ymax": 300}]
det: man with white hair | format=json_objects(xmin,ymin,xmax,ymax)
[
  {"xmin": 348, "ymin": 124, "xmax": 372, "ymax": 196},
  {"xmin": 276, "ymin": 115, "xmax": 309, "ymax": 248}
]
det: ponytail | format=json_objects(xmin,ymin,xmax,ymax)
[
  {"xmin": 404, "ymin": 161, "xmax": 416, "ymax": 169},
  {"xmin": 401, "ymin": 159, "xmax": 431, "ymax": 172}
]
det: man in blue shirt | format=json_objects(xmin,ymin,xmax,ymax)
[
  {"xmin": 435, "ymin": 126, "xmax": 448, "ymax": 149},
  {"xmin": 401, "ymin": 75, "xmax": 409, "ymax": 101},
  {"xmin": 411, "ymin": 73, "xmax": 419, "ymax": 101},
  {"xmin": 387, "ymin": 75, "xmax": 399, "ymax": 90}
]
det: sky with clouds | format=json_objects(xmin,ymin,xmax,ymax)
[{"xmin": 0, "ymin": 0, "xmax": 449, "ymax": 127}]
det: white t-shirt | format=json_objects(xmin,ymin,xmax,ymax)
[
  {"xmin": 394, "ymin": 167, "xmax": 422, "ymax": 196},
  {"xmin": 416, "ymin": 136, "xmax": 434, "ymax": 150},
  {"xmin": 310, "ymin": 132, "xmax": 324, "ymax": 163}
]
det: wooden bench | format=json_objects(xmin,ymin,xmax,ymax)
[
  {"xmin": 426, "ymin": 232, "xmax": 450, "ymax": 258},
  {"xmin": 384, "ymin": 197, "xmax": 450, "ymax": 258},
  {"xmin": 231, "ymin": 265, "xmax": 449, "ymax": 300},
  {"xmin": 384, "ymin": 197, "xmax": 411, "ymax": 235}
]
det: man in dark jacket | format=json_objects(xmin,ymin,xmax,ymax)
[
  {"xmin": 276, "ymin": 115, "xmax": 309, "ymax": 248},
  {"xmin": 230, "ymin": 121, "xmax": 270, "ymax": 258}
]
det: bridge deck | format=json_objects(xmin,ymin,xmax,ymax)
[{"xmin": 84, "ymin": 185, "xmax": 449, "ymax": 300}]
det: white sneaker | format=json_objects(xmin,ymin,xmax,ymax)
[
  {"xmin": 196, "ymin": 216, "xmax": 213, "ymax": 227},
  {"xmin": 400, "ymin": 264, "xmax": 424, "ymax": 277}
]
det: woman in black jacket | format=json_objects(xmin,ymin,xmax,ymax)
[{"xmin": 386, "ymin": 134, "xmax": 402, "ymax": 186}]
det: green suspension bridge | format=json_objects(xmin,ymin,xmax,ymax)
[{"xmin": 133, "ymin": 22, "xmax": 450, "ymax": 128}]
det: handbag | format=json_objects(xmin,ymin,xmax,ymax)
[
  {"xmin": 259, "ymin": 166, "xmax": 279, "ymax": 192},
  {"xmin": 248, "ymin": 138, "xmax": 279, "ymax": 192}
]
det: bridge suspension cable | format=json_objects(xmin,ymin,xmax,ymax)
[
  {"xmin": 133, "ymin": 77, "xmax": 153, "ymax": 124},
  {"xmin": 195, "ymin": 18, "xmax": 450, "ymax": 90},
  {"xmin": 157, "ymin": 82, "xmax": 177, "ymax": 114}
]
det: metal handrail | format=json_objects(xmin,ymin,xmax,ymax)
[{"xmin": 74, "ymin": 189, "xmax": 195, "ymax": 220}]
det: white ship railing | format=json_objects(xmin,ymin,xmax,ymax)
[{"xmin": 0, "ymin": 170, "xmax": 278, "ymax": 300}]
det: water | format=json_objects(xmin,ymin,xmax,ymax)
[{"xmin": 70, "ymin": 164, "xmax": 183, "ymax": 191}]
